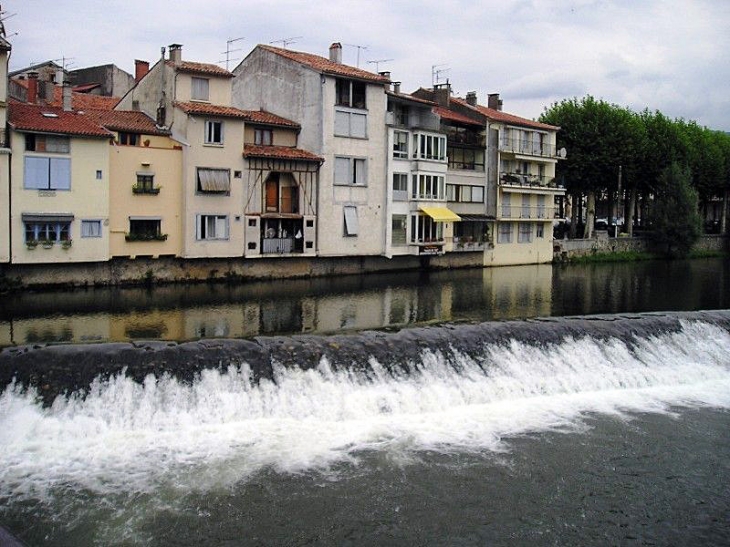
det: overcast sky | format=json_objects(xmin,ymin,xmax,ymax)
[{"xmin": 5, "ymin": 0, "xmax": 730, "ymax": 130}]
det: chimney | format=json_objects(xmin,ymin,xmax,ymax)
[
  {"xmin": 168, "ymin": 43, "xmax": 182, "ymax": 64},
  {"xmin": 329, "ymin": 42, "xmax": 342, "ymax": 64},
  {"xmin": 135, "ymin": 60, "xmax": 150, "ymax": 82},
  {"xmin": 62, "ymin": 80, "xmax": 72, "ymax": 111},
  {"xmin": 55, "ymin": 67, "xmax": 65, "ymax": 86},
  {"xmin": 379, "ymin": 71, "xmax": 391, "ymax": 81},
  {"xmin": 488, "ymin": 93, "xmax": 503, "ymax": 111},
  {"xmin": 433, "ymin": 82, "xmax": 451, "ymax": 107},
  {"xmin": 393, "ymin": 81, "xmax": 401, "ymax": 94},
  {"xmin": 27, "ymin": 71, "xmax": 39, "ymax": 104},
  {"xmin": 466, "ymin": 91, "xmax": 478, "ymax": 107}
]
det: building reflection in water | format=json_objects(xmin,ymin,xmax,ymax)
[{"xmin": 3, "ymin": 258, "xmax": 728, "ymax": 347}]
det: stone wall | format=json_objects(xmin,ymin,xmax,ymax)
[{"xmin": 552, "ymin": 234, "xmax": 727, "ymax": 261}]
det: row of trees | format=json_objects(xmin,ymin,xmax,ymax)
[{"xmin": 539, "ymin": 96, "xmax": 730, "ymax": 255}]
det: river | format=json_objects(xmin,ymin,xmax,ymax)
[{"xmin": 1, "ymin": 258, "xmax": 729, "ymax": 546}]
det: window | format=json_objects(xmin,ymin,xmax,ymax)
[
  {"xmin": 191, "ymin": 77, "xmax": 209, "ymax": 101},
  {"xmin": 96, "ymin": 170, "xmax": 103, "ymax": 180},
  {"xmin": 118, "ymin": 132, "xmax": 139, "ymax": 146},
  {"xmin": 394, "ymin": 104, "xmax": 409, "ymax": 126},
  {"xmin": 472, "ymin": 186, "xmax": 484, "ymax": 203},
  {"xmin": 498, "ymin": 223, "xmax": 512, "ymax": 244},
  {"xmin": 415, "ymin": 134, "xmax": 446, "ymax": 161},
  {"xmin": 335, "ymin": 78, "xmax": 366, "ymax": 108},
  {"xmin": 343, "ymin": 206, "xmax": 359, "ymax": 236},
  {"xmin": 448, "ymin": 184, "xmax": 485, "ymax": 203},
  {"xmin": 334, "ymin": 157, "xmax": 366, "ymax": 186},
  {"xmin": 502, "ymin": 193, "xmax": 512, "ymax": 218},
  {"xmin": 128, "ymin": 218, "xmax": 164, "ymax": 241},
  {"xmin": 536, "ymin": 223, "xmax": 545, "ymax": 238},
  {"xmin": 411, "ymin": 174, "xmax": 444, "ymax": 200},
  {"xmin": 537, "ymin": 195, "xmax": 546, "ymax": 219},
  {"xmin": 393, "ymin": 131, "xmax": 408, "ymax": 158},
  {"xmin": 81, "ymin": 220, "xmax": 102, "ymax": 238},
  {"xmin": 196, "ymin": 214, "xmax": 229, "ymax": 240},
  {"xmin": 134, "ymin": 173, "xmax": 158, "ymax": 194},
  {"xmin": 254, "ymin": 128, "xmax": 273, "ymax": 145},
  {"xmin": 24, "ymin": 157, "xmax": 71, "ymax": 190},
  {"xmin": 521, "ymin": 194, "xmax": 531, "ymax": 218},
  {"xmin": 25, "ymin": 134, "xmax": 70, "ymax": 153},
  {"xmin": 205, "ymin": 120, "xmax": 223, "ymax": 145},
  {"xmin": 518, "ymin": 223, "xmax": 533, "ymax": 243},
  {"xmin": 448, "ymin": 147, "xmax": 484, "ymax": 171},
  {"xmin": 335, "ymin": 110, "xmax": 367, "ymax": 138},
  {"xmin": 392, "ymin": 173, "xmax": 408, "ymax": 201},
  {"xmin": 392, "ymin": 215, "xmax": 407, "ymax": 246},
  {"xmin": 410, "ymin": 214, "xmax": 443, "ymax": 243},
  {"xmin": 23, "ymin": 216, "xmax": 72, "ymax": 243},
  {"xmin": 197, "ymin": 168, "xmax": 230, "ymax": 193}
]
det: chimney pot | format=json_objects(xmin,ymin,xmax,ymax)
[
  {"xmin": 135, "ymin": 60, "xmax": 150, "ymax": 83},
  {"xmin": 27, "ymin": 71, "xmax": 39, "ymax": 104},
  {"xmin": 62, "ymin": 80, "xmax": 72, "ymax": 111},
  {"xmin": 168, "ymin": 43, "xmax": 182, "ymax": 64},
  {"xmin": 393, "ymin": 81, "xmax": 401, "ymax": 94},
  {"xmin": 488, "ymin": 93, "xmax": 502, "ymax": 111},
  {"xmin": 466, "ymin": 91, "xmax": 478, "ymax": 106},
  {"xmin": 329, "ymin": 42, "xmax": 342, "ymax": 64}
]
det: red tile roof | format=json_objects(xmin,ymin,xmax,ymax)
[
  {"xmin": 473, "ymin": 103, "xmax": 559, "ymax": 131},
  {"xmin": 243, "ymin": 144, "xmax": 323, "ymax": 163},
  {"xmin": 82, "ymin": 109, "xmax": 170, "ymax": 136},
  {"xmin": 73, "ymin": 82, "xmax": 102, "ymax": 93},
  {"xmin": 432, "ymin": 105, "xmax": 484, "ymax": 126},
  {"xmin": 238, "ymin": 110, "xmax": 300, "ymax": 128},
  {"xmin": 166, "ymin": 60, "xmax": 233, "ymax": 78},
  {"xmin": 259, "ymin": 45, "xmax": 390, "ymax": 84},
  {"xmin": 386, "ymin": 90, "xmax": 436, "ymax": 106},
  {"xmin": 9, "ymin": 103, "xmax": 113, "ymax": 138},
  {"xmin": 174, "ymin": 101, "xmax": 250, "ymax": 119}
]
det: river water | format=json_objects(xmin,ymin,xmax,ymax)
[{"xmin": 1, "ymin": 258, "xmax": 730, "ymax": 546}]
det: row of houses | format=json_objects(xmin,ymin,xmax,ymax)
[{"xmin": 0, "ymin": 37, "xmax": 566, "ymax": 272}]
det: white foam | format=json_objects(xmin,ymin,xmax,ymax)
[{"xmin": 2, "ymin": 320, "xmax": 730, "ymax": 499}]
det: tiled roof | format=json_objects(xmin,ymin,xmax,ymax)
[
  {"xmin": 386, "ymin": 90, "xmax": 436, "ymax": 106},
  {"xmin": 259, "ymin": 45, "xmax": 390, "ymax": 84},
  {"xmin": 51, "ymin": 87, "xmax": 120, "ymax": 110},
  {"xmin": 9, "ymin": 103, "xmax": 113, "ymax": 137},
  {"xmin": 432, "ymin": 105, "xmax": 484, "ymax": 126},
  {"xmin": 238, "ymin": 110, "xmax": 300, "ymax": 128},
  {"xmin": 174, "ymin": 101, "xmax": 250, "ymax": 119},
  {"xmin": 72, "ymin": 82, "xmax": 102, "ymax": 93},
  {"xmin": 166, "ymin": 60, "xmax": 233, "ymax": 78},
  {"xmin": 82, "ymin": 109, "xmax": 170, "ymax": 136},
  {"xmin": 243, "ymin": 144, "xmax": 323, "ymax": 163},
  {"xmin": 473, "ymin": 104, "xmax": 559, "ymax": 131}
]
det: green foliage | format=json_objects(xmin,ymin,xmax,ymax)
[
  {"xmin": 566, "ymin": 250, "xmax": 657, "ymax": 263},
  {"xmin": 649, "ymin": 163, "xmax": 702, "ymax": 257}
]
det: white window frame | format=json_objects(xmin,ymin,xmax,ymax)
[
  {"xmin": 393, "ymin": 173, "xmax": 408, "ymax": 201},
  {"xmin": 415, "ymin": 133, "xmax": 446, "ymax": 161},
  {"xmin": 411, "ymin": 173, "xmax": 445, "ymax": 200},
  {"xmin": 196, "ymin": 214, "xmax": 229, "ymax": 240},
  {"xmin": 191, "ymin": 77, "xmax": 210, "ymax": 101},
  {"xmin": 205, "ymin": 120, "xmax": 223, "ymax": 145},
  {"xmin": 334, "ymin": 156, "xmax": 367, "ymax": 186},
  {"xmin": 391, "ymin": 214, "xmax": 407, "ymax": 246},
  {"xmin": 393, "ymin": 130, "xmax": 408, "ymax": 158},
  {"xmin": 81, "ymin": 219, "xmax": 102, "ymax": 238}
]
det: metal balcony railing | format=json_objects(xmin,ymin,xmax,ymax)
[
  {"xmin": 499, "ymin": 172, "xmax": 562, "ymax": 188},
  {"xmin": 499, "ymin": 204, "xmax": 558, "ymax": 220},
  {"xmin": 499, "ymin": 137, "xmax": 557, "ymax": 158}
]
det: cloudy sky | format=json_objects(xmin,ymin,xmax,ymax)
[{"xmin": 5, "ymin": 0, "xmax": 730, "ymax": 130}]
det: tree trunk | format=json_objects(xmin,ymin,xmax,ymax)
[
  {"xmin": 627, "ymin": 187, "xmax": 637, "ymax": 237},
  {"xmin": 722, "ymin": 188, "xmax": 728, "ymax": 235},
  {"xmin": 583, "ymin": 191, "xmax": 596, "ymax": 239}
]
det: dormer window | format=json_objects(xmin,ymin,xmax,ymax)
[
  {"xmin": 254, "ymin": 128, "xmax": 273, "ymax": 146},
  {"xmin": 191, "ymin": 77, "xmax": 209, "ymax": 101},
  {"xmin": 335, "ymin": 78, "xmax": 366, "ymax": 109},
  {"xmin": 118, "ymin": 132, "xmax": 139, "ymax": 146}
]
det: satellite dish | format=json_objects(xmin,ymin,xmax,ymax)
[{"xmin": 558, "ymin": 147, "xmax": 567, "ymax": 159}]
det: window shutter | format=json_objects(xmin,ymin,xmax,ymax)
[
  {"xmin": 334, "ymin": 157, "xmax": 350, "ymax": 184},
  {"xmin": 350, "ymin": 113, "xmax": 367, "ymax": 138},
  {"xmin": 334, "ymin": 110, "xmax": 349, "ymax": 136},
  {"xmin": 24, "ymin": 157, "xmax": 49, "ymax": 189},
  {"xmin": 50, "ymin": 158, "xmax": 71, "ymax": 190}
]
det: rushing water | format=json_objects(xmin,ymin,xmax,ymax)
[{"xmin": 1, "ymin": 259, "xmax": 730, "ymax": 545}]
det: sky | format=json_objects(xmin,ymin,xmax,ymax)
[{"xmin": 4, "ymin": 0, "xmax": 730, "ymax": 131}]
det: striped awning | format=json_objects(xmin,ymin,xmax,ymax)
[
  {"xmin": 197, "ymin": 168, "xmax": 230, "ymax": 192},
  {"xmin": 419, "ymin": 206, "xmax": 461, "ymax": 222}
]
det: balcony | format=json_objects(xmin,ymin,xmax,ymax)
[
  {"xmin": 500, "ymin": 172, "xmax": 563, "ymax": 189},
  {"xmin": 499, "ymin": 204, "xmax": 558, "ymax": 220},
  {"xmin": 499, "ymin": 137, "xmax": 557, "ymax": 158},
  {"xmin": 132, "ymin": 184, "xmax": 161, "ymax": 195}
]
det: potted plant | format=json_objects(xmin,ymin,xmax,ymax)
[
  {"xmin": 41, "ymin": 239, "xmax": 54, "ymax": 249},
  {"xmin": 26, "ymin": 239, "xmax": 38, "ymax": 250},
  {"xmin": 62, "ymin": 239, "xmax": 73, "ymax": 249}
]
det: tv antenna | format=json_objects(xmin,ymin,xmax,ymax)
[
  {"xmin": 270, "ymin": 36, "xmax": 302, "ymax": 49},
  {"xmin": 344, "ymin": 43, "xmax": 368, "ymax": 67},
  {"xmin": 432, "ymin": 63, "xmax": 450, "ymax": 86},
  {"xmin": 220, "ymin": 36, "xmax": 244, "ymax": 70},
  {"xmin": 367, "ymin": 58, "xmax": 393, "ymax": 72},
  {"xmin": 0, "ymin": 6, "xmax": 16, "ymax": 37}
]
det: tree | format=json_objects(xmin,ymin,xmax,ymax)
[{"xmin": 649, "ymin": 163, "xmax": 702, "ymax": 257}]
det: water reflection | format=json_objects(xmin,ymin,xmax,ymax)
[{"xmin": 1, "ymin": 258, "xmax": 729, "ymax": 346}]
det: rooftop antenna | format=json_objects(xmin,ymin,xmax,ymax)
[
  {"xmin": 0, "ymin": 6, "xmax": 16, "ymax": 37},
  {"xmin": 270, "ymin": 36, "xmax": 302, "ymax": 49},
  {"xmin": 52, "ymin": 56, "xmax": 76, "ymax": 71},
  {"xmin": 367, "ymin": 58, "xmax": 393, "ymax": 72},
  {"xmin": 432, "ymin": 64, "xmax": 450, "ymax": 86},
  {"xmin": 344, "ymin": 43, "xmax": 368, "ymax": 67},
  {"xmin": 220, "ymin": 36, "xmax": 244, "ymax": 70}
]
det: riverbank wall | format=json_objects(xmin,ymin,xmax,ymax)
[{"xmin": 552, "ymin": 234, "xmax": 728, "ymax": 261}]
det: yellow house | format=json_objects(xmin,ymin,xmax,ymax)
[
  {"xmin": 8, "ymin": 100, "xmax": 111, "ymax": 264},
  {"xmin": 83, "ymin": 110, "xmax": 183, "ymax": 258}
]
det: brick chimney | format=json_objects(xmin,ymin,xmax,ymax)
[
  {"xmin": 329, "ymin": 42, "xmax": 342, "ymax": 64},
  {"xmin": 62, "ymin": 80, "xmax": 72, "ymax": 111},
  {"xmin": 466, "ymin": 91, "xmax": 478, "ymax": 106},
  {"xmin": 433, "ymin": 82, "xmax": 451, "ymax": 107},
  {"xmin": 135, "ymin": 60, "xmax": 150, "ymax": 82},
  {"xmin": 27, "ymin": 71, "xmax": 39, "ymax": 104},
  {"xmin": 168, "ymin": 44, "xmax": 182, "ymax": 64},
  {"xmin": 488, "ymin": 93, "xmax": 503, "ymax": 111}
]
